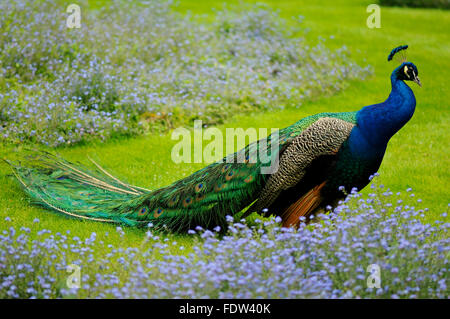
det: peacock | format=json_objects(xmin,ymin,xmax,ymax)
[{"xmin": 6, "ymin": 45, "xmax": 420, "ymax": 232}]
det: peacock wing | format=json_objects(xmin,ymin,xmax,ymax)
[{"xmin": 250, "ymin": 117, "xmax": 355, "ymax": 214}]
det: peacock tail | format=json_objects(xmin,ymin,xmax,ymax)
[{"xmin": 7, "ymin": 150, "xmax": 150, "ymax": 226}]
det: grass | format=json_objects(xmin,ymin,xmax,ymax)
[{"xmin": 1, "ymin": 0, "xmax": 449, "ymax": 252}]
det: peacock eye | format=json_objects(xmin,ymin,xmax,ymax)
[{"xmin": 403, "ymin": 65, "xmax": 414, "ymax": 79}]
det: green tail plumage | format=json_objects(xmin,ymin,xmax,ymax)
[
  {"xmin": 6, "ymin": 150, "xmax": 153, "ymax": 227},
  {"xmin": 6, "ymin": 146, "xmax": 270, "ymax": 231}
]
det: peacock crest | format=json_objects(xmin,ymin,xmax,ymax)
[{"xmin": 388, "ymin": 45, "xmax": 408, "ymax": 63}]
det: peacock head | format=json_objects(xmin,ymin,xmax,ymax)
[
  {"xmin": 394, "ymin": 62, "xmax": 421, "ymax": 87},
  {"xmin": 388, "ymin": 45, "xmax": 421, "ymax": 87}
]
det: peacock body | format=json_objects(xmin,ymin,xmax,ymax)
[{"xmin": 7, "ymin": 46, "xmax": 420, "ymax": 232}]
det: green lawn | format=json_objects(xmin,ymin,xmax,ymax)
[{"xmin": 0, "ymin": 0, "xmax": 449, "ymax": 249}]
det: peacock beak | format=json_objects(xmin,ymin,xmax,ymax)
[{"xmin": 413, "ymin": 76, "xmax": 421, "ymax": 87}]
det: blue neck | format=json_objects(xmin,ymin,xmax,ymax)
[{"xmin": 355, "ymin": 72, "xmax": 416, "ymax": 148}]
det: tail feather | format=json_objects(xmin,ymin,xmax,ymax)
[
  {"xmin": 6, "ymin": 150, "xmax": 151, "ymax": 226},
  {"xmin": 87, "ymin": 156, "xmax": 151, "ymax": 194},
  {"xmin": 7, "ymin": 147, "xmax": 267, "ymax": 231}
]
